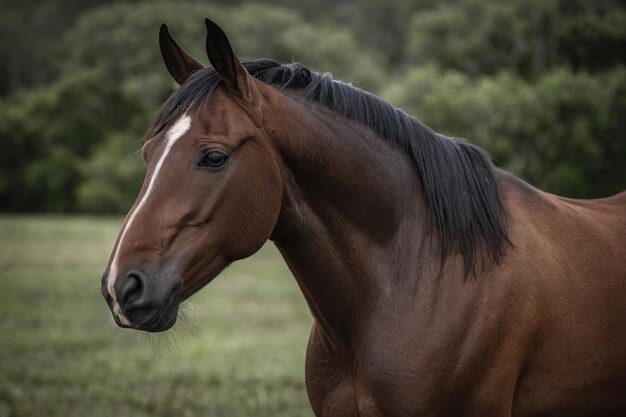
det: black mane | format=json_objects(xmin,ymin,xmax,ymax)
[{"xmin": 149, "ymin": 60, "xmax": 509, "ymax": 275}]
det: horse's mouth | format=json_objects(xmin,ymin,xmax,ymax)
[{"xmin": 146, "ymin": 289, "xmax": 180, "ymax": 332}]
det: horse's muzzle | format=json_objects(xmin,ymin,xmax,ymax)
[{"xmin": 101, "ymin": 267, "xmax": 181, "ymax": 332}]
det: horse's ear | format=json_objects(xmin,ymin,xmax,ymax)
[
  {"xmin": 204, "ymin": 18, "xmax": 253, "ymax": 100},
  {"xmin": 159, "ymin": 23, "xmax": 204, "ymax": 85}
]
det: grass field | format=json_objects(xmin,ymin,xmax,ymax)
[{"xmin": 0, "ymin": 216, "xmax": 314, "ymax": 417}]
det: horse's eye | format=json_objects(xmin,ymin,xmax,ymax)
[{"xmin": 197, "ymin": 150, "xmax": 229, "ymax": 170}]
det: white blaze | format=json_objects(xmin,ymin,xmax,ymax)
[{"xmin": 107, "ymin": 114, "xmax": 191, "ymax": 325}]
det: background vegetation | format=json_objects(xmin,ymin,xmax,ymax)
[{"xmin": 1, "ymin": 0, "xmax": 624, "ymax": 213}]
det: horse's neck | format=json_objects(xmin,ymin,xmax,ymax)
[{"xmin": 268, "ymin": 95, "xmax": 432, "ymax": 349}]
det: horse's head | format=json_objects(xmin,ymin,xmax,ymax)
[{"xmin": 101, "ymin": 20, "xmax": 283, "ymax": 331}]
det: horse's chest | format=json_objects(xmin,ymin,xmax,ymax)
[
  {"xmin": 307, "ymin": 375, "xmax": 383, "ymax": 417},
  {"xmin": 305, "ymin": 324, "xmax": 384, "ymax": 417},
  {"xmin": 304, "ymin": 321, "xmax": 509, "ymax": 417}
]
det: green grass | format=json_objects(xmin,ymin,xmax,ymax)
[{"xmin": 0, "ymin": 215, "xmax": 314, "ymax": 417}]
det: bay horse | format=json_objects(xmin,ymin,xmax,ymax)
[{"xmin": 101, "ymin": 19, "xmax": 626, "ymax": 416}]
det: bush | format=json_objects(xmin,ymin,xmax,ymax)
[
  {"xmin": 383, "ymin": 66, "xmax": 626, "ymax": 197},
  {"xmin": 63, "ymin": 1, "xmax": 386, "ymax": 100},
  {"xmin": 0, "ymin": 71, "xmax": 145, "ymax": 212},
  {"xmin": 76, "ymin": 132, "xmax": 144, "ymax": 214},
  {"xmin": 407, "ymin": 0, "xmax": 626, "ymax": 79}
]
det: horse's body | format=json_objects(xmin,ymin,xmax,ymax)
[
  {"xmin": 101, "ymin": 20, "xmax": 626, "ymax": 416},
  {"xmin": 270, "ymin": 88, "xmax": 626, "ymax": 416}
]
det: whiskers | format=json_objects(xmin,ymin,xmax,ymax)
[{"xmin": 132, "ymin": 301, "xmax": 203, "ymax": 357}]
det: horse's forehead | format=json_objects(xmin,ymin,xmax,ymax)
[{"xmin": 196, "ymin": 90, "xmax": 254, "ymax": 135}]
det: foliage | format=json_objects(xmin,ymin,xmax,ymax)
[
  {"xmin": 0, "ymin": 71, "xmax": 145, "ymax": 212},
  {"xmin": 0, "ymin": 0, "xmax": 624, "ymax": 213},
  {"xmin": 63, "ymin": 2, "xmax": 384, "ymax": 105},
  {"xmin": 0, "ymin": 0, "xmax": 131, "ymax": 95},
  {"xmin": 407, "ymin": 0, "xmax": 626, "ymax": 79},
  {"xmin": 383, "ymin": 67, "xmax": 626, "ymax": 197},
  {"xmin": 76, "ymin": 132, "xmax": 145, "ymax": 214}
]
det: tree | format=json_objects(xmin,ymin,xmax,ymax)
[
  {"xmin": 406, "ymin": 0, "xmax": 626, "ymax": 79},
  {"xmin": 383, "ymin": 67, "xmax": 626, "ymax": 197},
  {"xmin": 0, "ymin": 71, "xmax": 144, "ymax": 211}
]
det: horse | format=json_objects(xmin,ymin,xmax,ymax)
[{"xmin": 101, "ymin": 19, "xmax": 626, "ymax": 416}]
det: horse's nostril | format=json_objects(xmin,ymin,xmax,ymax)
[{"xmin": 121, "ymin": 272, "xmax": 143, "ymax": 308}]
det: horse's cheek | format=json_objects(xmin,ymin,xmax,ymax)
[{"xmin": 222, "ymin": 165, "xmax": 281, "ymax": 260}]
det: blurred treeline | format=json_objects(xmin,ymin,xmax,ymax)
[{"xmin": 1, "ymin": 0, "xmax": 624, "ymax": 213}]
